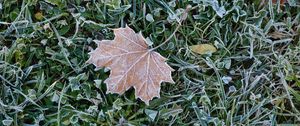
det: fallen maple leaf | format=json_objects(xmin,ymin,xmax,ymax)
[{"xmin": 87, "ymin": 26, "xmax": 174, "ymax": 105}]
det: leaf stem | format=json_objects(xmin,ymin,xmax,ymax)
[
  {"xmin": 151, "ymin": 23, "xmax": 182, "ymax": 51},
  {"xmin": 150, "ymin": 5, "xmax": 191, "ymax": 51}
]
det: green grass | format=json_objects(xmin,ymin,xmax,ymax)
[{"xmin": 0, "ymin": 0, "xmax": 300, "ymax": 125}]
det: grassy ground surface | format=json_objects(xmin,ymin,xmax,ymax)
[{"xmin": 1, "ymin": 0, "xmax": 300, "ymax": 125}]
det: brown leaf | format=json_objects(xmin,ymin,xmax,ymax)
[
  {"xmin": 268, "ymin": 31, "xmax": 289, "ymax": 39},
  {"xmin": 87, "ymin": 26, "xmax": 174, "ymax": 105},
  {"xmin": 272, "ymin": 0, "xmax": 287, "ymax": 5}
]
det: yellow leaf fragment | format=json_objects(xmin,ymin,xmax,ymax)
[
  {"xmin": 35, "ymin": 12, "xmax": 43, "ymax": 20},
  {"xmin": 190, "ymin": 44, "xmax": 217, "ymax": 54}
]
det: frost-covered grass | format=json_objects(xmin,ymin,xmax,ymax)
[{"xmin": 0, "ymin": 0, "xmax": 300, "ymax": 125}]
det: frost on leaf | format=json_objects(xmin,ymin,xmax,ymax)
[{"xmin": 87, "ymin": 26, "xmax": 174, "ymax": 105}]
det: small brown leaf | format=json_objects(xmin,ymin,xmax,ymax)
[
  {"xmin": 268, "ymin": 31, "xmax": 289, "ymax": 39},
  {"xmin": 272, "ymin": 0, "xmax": 287, "ymax": 5},
  {"xmin": 190, "ymin": 44, "xmax": 217, "ymax": 55},
  {"xmin": 87, "ymin": 26, "xmax": 174, "ymax": 105}
]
